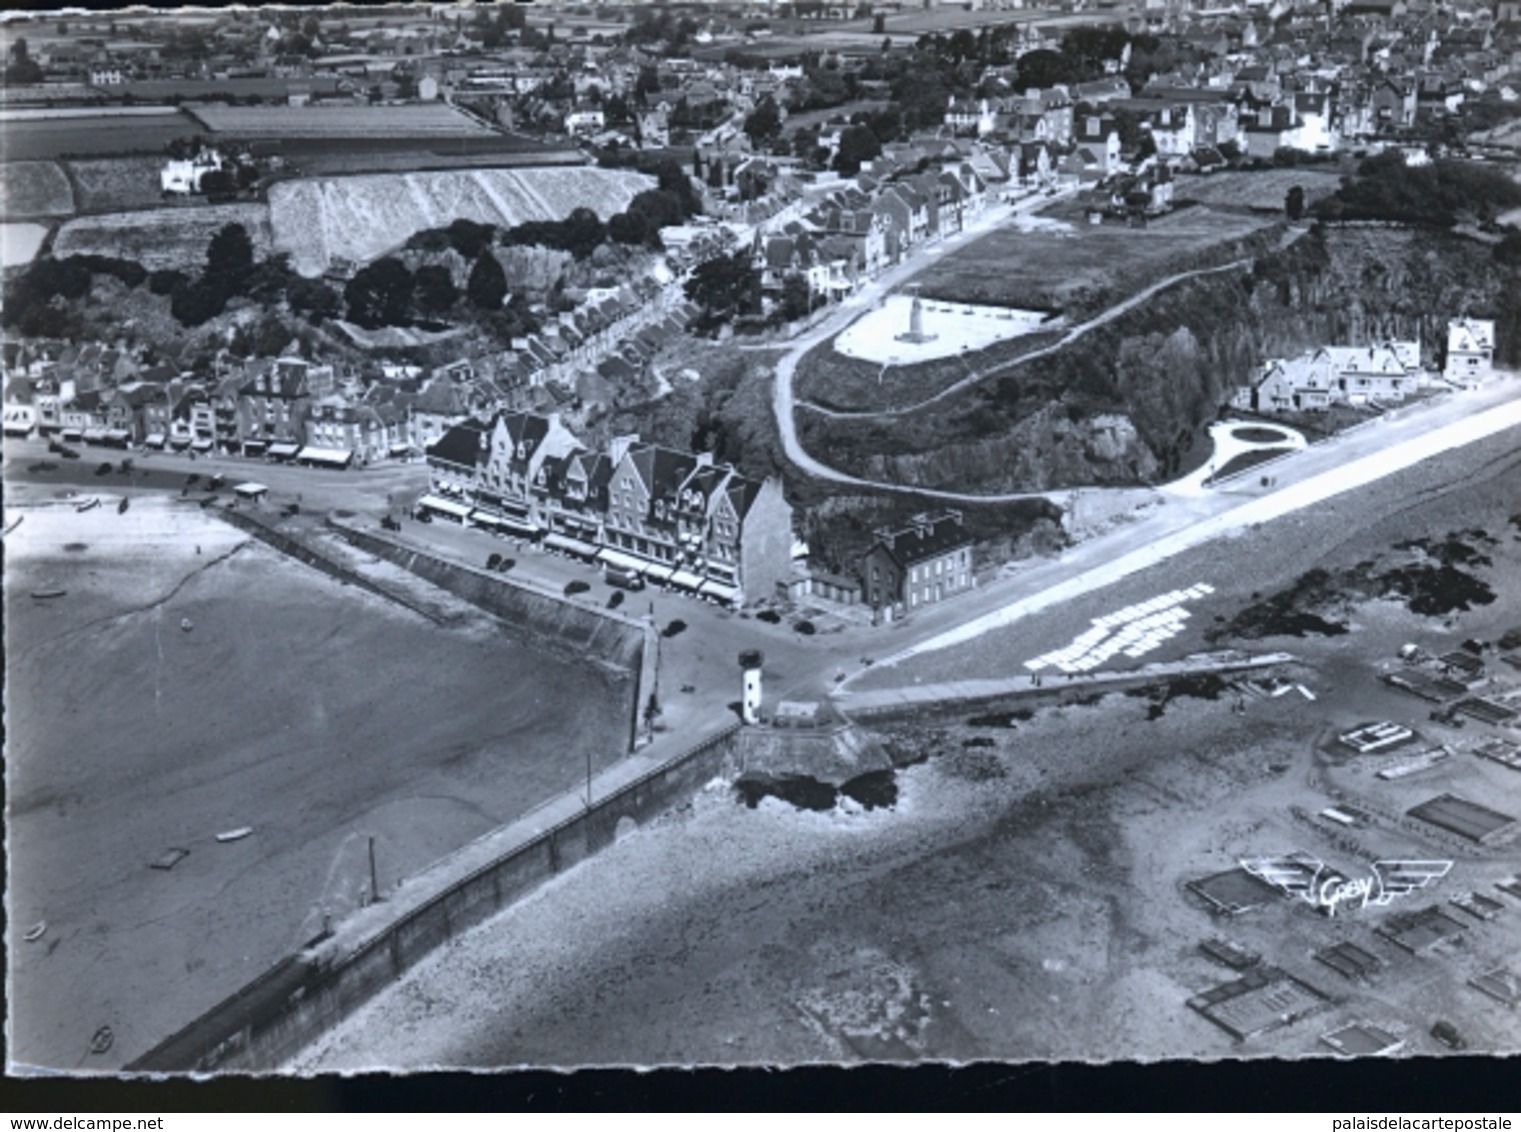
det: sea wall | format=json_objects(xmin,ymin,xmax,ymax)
[
  {"xmin": 124, "ymin": 723, "xmax": 742, "ymax": 1074},
  {"xmin": 216, "ymin": 506, "xmax": 444, "ymax": 624},
  {"xmin": 331, "ymin": 522, "xmax": 656, "ymax": 752}
]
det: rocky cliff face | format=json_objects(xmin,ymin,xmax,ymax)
[
  {"xmin": 804, "ymin": 226, "xmax": 1517, "ymax": 493},
  {"xmin": 854, "ymin": 404, "xmax": 1159, "ymax": 493}
]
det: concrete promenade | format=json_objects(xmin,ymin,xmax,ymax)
[
  {"xmin": 834, "ymin": 650, "xmax": 1296, "ymax": 717},
  {"xmin": 860, "ymin": 382, "xmax": 1521, "ymax": 675}
]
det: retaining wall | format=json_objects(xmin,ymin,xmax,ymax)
[
  {"xmin": 215, "ymin": 506, "xmax": 445, "ymax": 623},
  {"xmin": 331, "ymin": 522, "xmax": 657, "ymax": 753},
  {"xmin": 126, "ymin": 722, "xmax": 742, "ymax": 1074}
]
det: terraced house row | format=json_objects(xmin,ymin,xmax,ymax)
[{"xmin": 421, "ymin": 412, "xmax": 794, "ymax": 609}]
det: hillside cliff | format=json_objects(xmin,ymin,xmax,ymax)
[
  {"xmin": 269, "ymin": 167, "xmax": 654, "ymax": 276},
  {"xmin": 799, "ymin": 226, "xmax": 1519, "ymax": 493}
]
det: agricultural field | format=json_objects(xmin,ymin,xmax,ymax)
[
  {"xmin": 268, "ymin": 166, "xmax": 654, "ymax": 277},
  {"xmin": 1, "ymin": 222, "xmax": 50, "ymax": 270},
  {"xmin": 0, "ymin": 161, "xmax": 75, "ymax": 219},
  {"xmin": 913, "ymin": 202, "xmax": 1278, "ymax": 314},
  {"xmin": 187, "ymin": 103, "xmax": 494, "ymax": 139},
  {"xmin": 286, "ymin": 144, "xmax": 577, "ymax": 179},
  {"xmin": 1175, "ymin": 169, "xmax": 1346, "ymax": 212},
  {"xmin": 66, "ymin": 157, "xmax": 173, "ymax": 214},
  {"xmin": 0, "ymin": 113, "xmax": 195, "ymax": 161},
  {"xmin": 52, "ymin": 203, "xmax": 272, "ymax": 270}
]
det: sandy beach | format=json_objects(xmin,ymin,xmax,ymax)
[{"xmin": 5, "ymin": 493, "xmax": 633, "ymax": 1071}]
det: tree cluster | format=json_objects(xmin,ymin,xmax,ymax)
[
  {"xmin": 1314, "ymin": 153, "xmax": 1521, "ymax": 228},
  {"xmin": 169, "ymin": 222, "xmax": 256, "ymax": 327},
  {"xmin": 472, "ymin": 2, "xmax": 525, "ymax": 49},
  {"xmin": 683, "ymin": 251, "xmax": 762, "ymax": 335},
  {"xmin": 624, "ymin": 7, "xmax": 698, "ymax": 51},
  {"xmin": 5, "ymin": 37, "xmax": 44, "ymax": 85},
  {"xmin": 1, "ymin": 256, "xmax": 94, "ymax": 338}
]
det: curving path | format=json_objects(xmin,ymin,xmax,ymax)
[
  {"xmin": 770, "ymin": 194, "xmax": 1108, "ymax": 506},
  {"xmin": 796, "ymin": 256, "xmax": 1254, "ymax": 422},
  {"xmin": 771, "ymin": 205, "xmax": 1311, "ymax": 505}
]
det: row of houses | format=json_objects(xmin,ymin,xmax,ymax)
[
  {"xmin": 421, "ymin": 405, "xmax": 982, "ymax": 623},
  {"xmin": 1, "ymin": 257, "xmax": 702, "ymax": 463},
  {"xmin": 0, "ymin": 355, "xmax": 486, "ymax": 466},
  {"xmin": 1230, "ymin": 318, "xmax": 1496, "ymax": 413},
  {"xmin": 751, "ymin": 153, "xmax": 1000, "ymax": 300},
  {"xmin": 420, "ymin": 413, "xmax": 794, "ymax": 609}
]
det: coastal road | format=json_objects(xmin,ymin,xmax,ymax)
[
  {"xmin": 294, "ymin": 407, "xmax": 1521, "ymax": 1072},
  {"xmin": 4, "ymin": 439, "xmax": 428, "ymax": 517},
  {"xmin": 838, "ymin": 377, "xmax": 1521, "ymax": 685}
]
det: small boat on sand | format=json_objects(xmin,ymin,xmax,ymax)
[
  {"xmin": 32, "ymin": 589, "xmax": 66, "ymax": 600},
  {"xmin": 117, "ymin": 497, "xmax": 129, "ymax": 514},
  {"xmin": 24, "ymin": 921, "xmax": 46, "ymax": 943},
  {"xmin": 180, "ymin": 617, "xmax": 194, "ymax": 632},
  {"xmin": 75, "ymin": 498, "xmax": 99, "ymax": 513},
  {"xmin": 215, "ymin": 827, "xmax": 253, "ymax": 843}
]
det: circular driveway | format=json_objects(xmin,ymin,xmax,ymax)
[{"xmin": 1163, "ymin": 420, "xmax": 1308, "ymax": 498}]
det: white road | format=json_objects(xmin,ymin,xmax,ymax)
[{"xmin": 862, "ymin": 383, "xmax": 1521, "ymax": 672}]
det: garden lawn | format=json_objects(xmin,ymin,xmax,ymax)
[{"xmin": 914, "ymin": 203, "xmax": 1275, "ymax": 314}]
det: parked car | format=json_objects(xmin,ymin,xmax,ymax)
[
  {"xmin": 58, "ymin": 446, "xmax": 80, "ymax": 459},
  {"xmin": 486, "ymin": 552, "xmax": 503, "ymax": 571},
  {"xmin": 1430, "ymin": 1021, "xmax": 1466, "ymax": 1051},
  {"xmin": 605, "ymin": 564, "xmax": 646, "ymax": 591},
  {"xmin": 94, "ymin": 462, "xmax": 113, "ymax": 476}
]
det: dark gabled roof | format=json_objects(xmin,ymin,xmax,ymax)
[
  {"xmin": 4, "ymin": 377, "xmax": 35, "ymax": 404},
  {"xmin": 500, "ymin": 410, "xmax": 551, "ymax": 468},
  {"xmin": 765, "ymin": 235, "xmax": 798, "ymax": 270},
  {"xmin": 627, "ymin": 443, "xmax": 698, "ymax": 506},
  {"xmin": 598, "ymin": 355, "xmax": 639, "ymax": 381},
  {"xmin": 533, "ymin": 452, "xmax": 570, "ymax": 497},
  {"xmin": 869, "ymin": 512, "xmax": 973, "ymax": 569},
  {"xmin": 676, "ymin": 462, "xmax": 728, "ymax": 516},
  {"xmin": 426, "ymin": 417, "xmax": 490, "ymax": 467},
  {"xmin": 721, "ymin": 469, "xmax": 763, "ymax": 520},
  {"xmin": 569, "ymin": 449, "xmax": 615, "ymax": 496}
]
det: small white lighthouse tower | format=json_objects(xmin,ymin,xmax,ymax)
[{"xmin": 739, "ymin": 650, "xmax": 764, "ymax": 725}]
